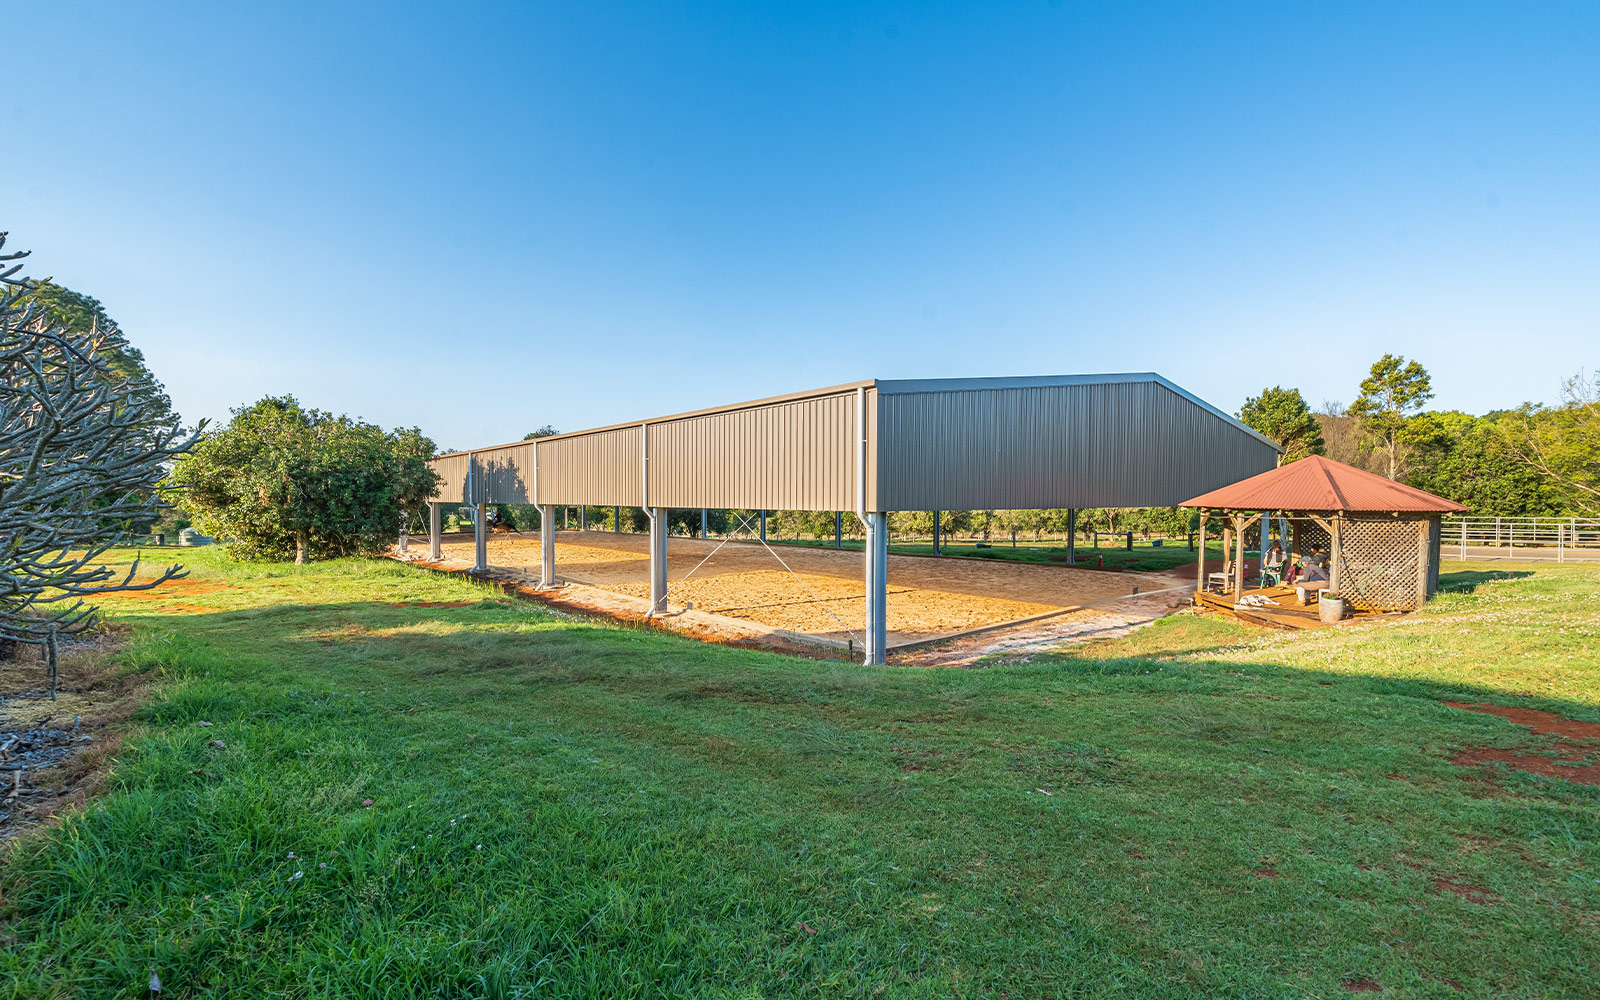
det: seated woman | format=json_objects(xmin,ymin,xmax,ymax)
[
  {"xmin": 1295, "ymin": 558, "xmax": 1330, "ymax": 604},
  {"xmin": 1262, "ymin": 542, "xmax": 1286, "ymax": 586}
]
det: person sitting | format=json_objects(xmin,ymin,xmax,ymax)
[
  {"xmin": 1295, "ymin": 558, "xmax": 1330, "ymax": 604},
  {"xmin": 1262, "ymin": 542, "xmax": 1286, "ymax": 586}
]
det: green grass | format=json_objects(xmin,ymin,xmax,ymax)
[
  {"xmin": 773, "ymin": 536, "xmax": 1217, "ymax": 571},
  {"xmin": 2, "ymin": 550, "xmax": 1598, "ymax": 998}
]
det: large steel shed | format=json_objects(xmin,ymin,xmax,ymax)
[{"xmin": 423, "ymin": 373, "xmax": 1280, "ymax": 663}]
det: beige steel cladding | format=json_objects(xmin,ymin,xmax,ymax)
[
  {"xmin": 474, "ymin": 442, "xmax": 537, "ymax": 503},
  {"xmin": 536, "ymin": 425, "xmax": 645, "ymax": 507},
  {"xmin": 428, "ymin": 453, "xmax": 472, "ymax": 504},
  {"xmin": 872, "ymin": 375, "xmax": 1282, "ymax": 510},
  {"xmin": 647, "ymin": 390, "xmax": 862, "ymax": 510},
  {"xmin": 424, "ymin": 374, "xmax": 1278, "ymax": 512}
]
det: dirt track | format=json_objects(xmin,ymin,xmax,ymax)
[{"xmin": 409, "ymin": 530, "xmax": 1182, "ymax": 655}]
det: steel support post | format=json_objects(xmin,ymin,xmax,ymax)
[
  {"xmin": 580, "ymin": 506, "xmax": 587, "ymax": 531},
  {"xmin": 863, "ymin": 512, "xmax": 888, "ymax": 665},
  {"xmin": 539, "ymin": 504, "xmax": 555, "ymax": 588},
  {"xmin": 701, "ymin": 508, "xmax": 708, "ymax": 539},
  {"xmin": 1067, "ymin": 508, "xmax": 1077, "ymax": 564},
  {"xmin": 759, "ymin": 510, "xmax": 767, "ymax": 543},
  {"xmin": 835, "ymin": 511, "xmax": 843, "ymax": 548},
  {"xmin": 473, "ymin": 502, "xmax": 488, "ymax": 573},
  {"xmin": 933, "ymin": 510, "xmax": 941, "ymax": 555},
  {"xmin": 648, "ymin": 506, "xmax": 668, "ymax": 614},
  {"xmin": 614, "ymin": 506, "xmax": 621, "ymax": 532},
  {"xmin": 428, "ymin": 502, "xmax": 442, "ymax": 561}
]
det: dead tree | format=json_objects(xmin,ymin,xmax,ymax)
[{"xmin": 0, "ymin": 232, "xmax": 201, "ymax": 660}]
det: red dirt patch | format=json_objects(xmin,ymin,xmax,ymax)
[
  {"xmin": 1433, "ymin": 877, "xmax": 1501, "ymax": 905},
  {"xmin": 116, "ymin": 579, "xmax": 235, "ymax": 601},
  {"xmin": 1445, "ymin": 702, "xmax": 1600, "ymax": 742},
  {"xmin": 391, "ymin": 600, "xmax": 477, "ymax": 608},
  {"xmin": 1450, "ymin": 746, "xmax": 1600, "ymax": 787},
  {"xmin": 1342, "ymin": 978, "xmax": 1382, "ymax": 993}
]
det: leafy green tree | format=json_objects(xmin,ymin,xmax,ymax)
[
  {"xmin": 24, "ymin": 281, "xmax": 176, "ymax": 432},
  {"xmin": 1404, "ymin": 411, "xmax": 1562, "ymax": 515},
  {"xmin": 1504, "ymin": 372, "xmax": 1600, "ymax": 515},
  {"xmin": 1349, "ymin": 354, "xmax": 1434, "ymax": 479},
  {"xmin": 170, "ymin": 396, "xmax": 440, "ymax": 564},
  {"xmin": 1238, "ymin": 386, "xmax": 1324, "ymax": 462},
  {"xmin": 523, "ymin": 425, "xmax": 560, "ymax": 440}
]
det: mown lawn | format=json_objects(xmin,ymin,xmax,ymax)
[{"xmin": 2, "ymin": 550, "xmax": 1597, "ymax": 998}]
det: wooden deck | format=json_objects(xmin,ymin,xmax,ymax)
[{"xmin": 1192, "ymin": 586, "xmax": 1384, "ymax": 630}]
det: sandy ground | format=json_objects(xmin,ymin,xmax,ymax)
[{"xmin": 402, "ymin": 530, "xmax": 1189, "ymax": 662}]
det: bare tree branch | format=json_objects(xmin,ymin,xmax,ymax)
[{"xmin": 0, "ymin": 231, "xmax": 201, "ymax": 645}]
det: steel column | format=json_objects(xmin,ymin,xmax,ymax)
[
  {"xmin": 1067, "ymin": 508, "xmax": 1077, "ymax": 564},
  {"xmin": 648, "ymin": 506, "xmax": 668, "ymax": 614},
  {"xmin": 614, "ymin": 506, "xmax": 621, "ymax": 532},
  {"xmin": 863, "ymin": 512, "xmax": 888, "ymax": 665},
  {"xmin": 580, "ymin": 506, "xmax": 587, "ymax": 531},
  {"xmin": 759, "ymin": 510, "xmax": 767, "ymax": 543},
  {"xmin": 701, "ymin": 508, "xmax": 708, "ymax": 538},
  {"xmin": 539, "ymin": 504, "xmax": 555, "ymax": 588},
  {"xmin": 835, "ymin": 511, "xmax": 843, "ymax": 548},
  {"xmin": 933, "ymin": 510, "xmax": 941, "ymax": 555},
  {"xmin": 428, "ymin": 502, "xmax": 441, "ymax": 561},
  {"xmin": 473, "ymin": 502, "xmax": 488, "ymax": 573}
]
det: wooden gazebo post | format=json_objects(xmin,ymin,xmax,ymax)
[
  {"xmin": 1235, "ymin": 512, "xmax": 1248, "ymax": 595},
  {"xmin": 1195, "ymin": 508, "xmax": 1207, "ymax": 598},
  {"xmin": 1330, "ymin": 513, "xmax": 1343, "ymax": 594}
]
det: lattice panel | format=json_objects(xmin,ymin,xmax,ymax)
[{"xmin": 1338, "ymin": 518, "xmax": 1424, "ymax": 611}]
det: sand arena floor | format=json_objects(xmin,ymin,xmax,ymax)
[{"xmin": 405, "ymin": 529, "xmax": 1183, "ymax": 655}]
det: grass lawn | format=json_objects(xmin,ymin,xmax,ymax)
[
  {"xmin": 2, "ymin": 550, "xmax": 1597, "ymax": 998},
  {"xmin": 773, "ymin": 536, "xmax": 1217, "ymax": 572}
]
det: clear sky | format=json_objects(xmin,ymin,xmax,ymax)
[{"xmin": 8, "ymin": 2, "xmax": 1597, "ymax": 449}]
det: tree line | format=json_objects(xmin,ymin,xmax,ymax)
[{"xmin": 1239, "ymin": 353, "xmax": 1597, "ymax": 516}]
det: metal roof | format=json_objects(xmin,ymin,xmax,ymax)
[
  {"xmin": 1179, "ymin": 455, "xmax": 1470, "ymax": 513},
  {"xmin": 434, "ymin": 373, "xmax": 1279, "ymax": 459}
]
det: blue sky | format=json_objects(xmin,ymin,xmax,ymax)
[{"xmin": 8, "ymin": 2, "xmax": 1597, "ymax": 448}]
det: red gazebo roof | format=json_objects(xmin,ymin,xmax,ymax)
[{"xmin": 1180, "ymin": 455, "xmax": 1469, "ymax": 513}]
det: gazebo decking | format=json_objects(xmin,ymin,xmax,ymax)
[{"xmin": 1192, "ymin": 585, "xmax": 1388, "ymax": 629}]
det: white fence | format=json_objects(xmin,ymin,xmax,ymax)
[{"xmin": 1441, "ymin": 516, "xmax": 1600, "ymax": 562}]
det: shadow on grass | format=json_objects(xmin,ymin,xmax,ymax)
[{"xmin": 1437, "ymin": 568, "xmax": 1535, "ymax": 593}]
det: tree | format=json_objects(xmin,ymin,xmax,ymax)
[
  {"xmin": 0, "ymin": 232, "xmax": 199, "ymax": 655},
  {"xmin": 170, "ymin": 396, "xmax": 440, "ymax": 564},
  {"xmin": 24, "ymin": 281, "xmax": 177, "ymax": 433},
  {"xmin": 1238, "ymin": 386, "xmax": 1324, "ymax": 462},
  {"xmin": 1404, "ymin": 411, "xmax": 1562, "ymax": 515},
  {"xmin": 1348, "ymin": 354, "xmax": 1434, "ymax": 480},
  {"xmin": 1504, "ymin": 372, "xmax": 1600, "ymax": 515},
  {"xmin": 523, "ymin": 425, "xmax": 560, "ymax": 440}
]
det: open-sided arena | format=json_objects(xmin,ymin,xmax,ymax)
[
  {"xmin": 416, "ymin": 373, "xmax": 1280, "ymax": 662},
  {"xmin": 406, "ymin": 528, "xmax": 1189, "ymax": 659}
]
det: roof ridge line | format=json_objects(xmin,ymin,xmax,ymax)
[{"xmin": 1320, "ymin": 456, "xmax": 1350, "ymax": 511}]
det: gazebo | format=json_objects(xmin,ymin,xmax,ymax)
[{"xmin": 1180, "ymin": 455, "xmax": 1469, "ymax": 622}]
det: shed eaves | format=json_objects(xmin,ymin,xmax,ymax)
[{"xmin": 1179, "ymin": 455, "xmax": 1470, "ymax": 513}]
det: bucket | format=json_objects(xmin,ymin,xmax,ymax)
[{"xmin": 1318, "ymin": 594, "xmax": 1345, "ymax": 624}]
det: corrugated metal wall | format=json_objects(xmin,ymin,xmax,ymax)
[
  {"xmin": 874, "ymin": 380, "xmax": 1279, "ymax": 510},
  {"xmin": 647, "ymin": 392, "xmax": 861, "ymax": 509},
  {"xmin": 425, "ymin": 376, "xmax": 1272, "ymax": 514},
  {"xmin": 476, "ymin": 442, "xmax": 536, "ymax": 504},
  {"xmin": 429, "ymin": 453, "xmax": 472, "ymax": 504},
  {"xmin": 535, "ymin": 425, "xmax": 644, "ymax": 506}
]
